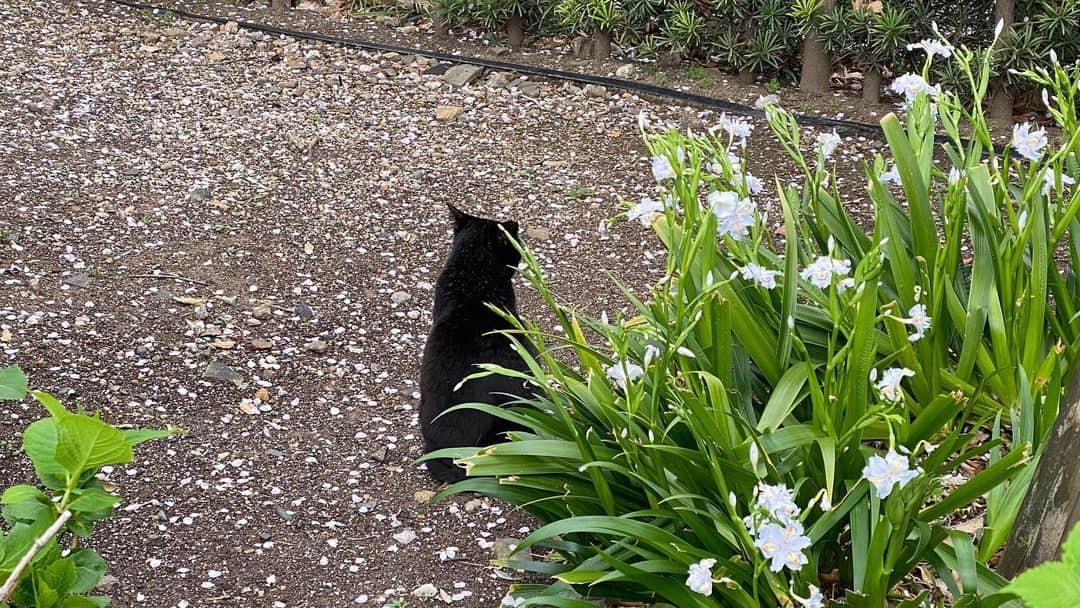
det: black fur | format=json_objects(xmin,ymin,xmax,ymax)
[{"xmin": 419, "ymin": 204, "xmax": 532, "ymax": 483}]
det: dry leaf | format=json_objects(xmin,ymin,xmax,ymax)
[{"xmin": 206, "ymin": 52, "xmax": 227, "ymax": 62}]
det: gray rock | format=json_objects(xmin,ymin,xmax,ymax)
[
  {"xmin": 490, "ymin": 46, "xmax": 511, "ymax": 56},
  {"xmin": 295, "ymin": 301, "xmax": 315, "ymax": 320},
  {"xmin": 187, "ymin": 183, "xmax": 211, "ymax": 203},
  {"xmin": 443, "ymin": 64, "xmax": 483, "ymax": 87},
  {"xmin": 511, "ymin": 79, "xmax": 541, "ymax": 97},
  {"xmin": 391, "ymin": 291, "xmax": 411, "ymax": 304},
  {"xmin": 275, "ymin": 506, "xmax": 294, "ymax": 521},
  {"xmin": 252, "ymin": 304, "xmax": 273, "ymax": 320},
  {"xmin": 203, "ymin": 361, "xmax": 244, "ymax": 387},
  {"xmin": 615, "ymin": 63, "xmax": 637, "ymax": 78},
  {"xmin": 63, "ymin": 273, "xmax": 92, "ymax": 289}
]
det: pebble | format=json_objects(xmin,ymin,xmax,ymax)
[
  {"xmin": 442, "ymin": 64, "xmax": 483, "ymax": 87},
  {"xmin": 203, "ymin": 361, "xmax": 244, "ymax": 387},
  {"xmin": 250, "ymin": 338, "xmax": 273, "ymax": 350},
  {"xmin": 435, "ymin": 105, "xmax": 463, "ymax": 121}
]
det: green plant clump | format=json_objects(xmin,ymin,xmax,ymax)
[
  {"xmin": 422, "ymin": 33, "xmax": 1080, "ymax": 608},
  {"xmin": 0, "ymin": 365, "xmax": 179, "ymax": 608}
]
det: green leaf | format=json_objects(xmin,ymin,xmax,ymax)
[
  {"xmin": 69, "ymin": 549, "xmax": 108, "ymax": 594},
  {"xmin": 62, "ymin": 598, "xmax": 105, "ymax": 608},
  {"xmin": 121, "ymin": 428, "xmax": 181, "ymax": 447},
  {"xmin": 0, "ymin": 365, "xmax": 28, "ymax": 400},
  {"xmin": 55, "ymin": 414, "xmax": 133, "ymax": 479},
  {"xmin": 40, "ymin": 556, "xmax": 78, "ymax": 599},
  {"xmin": 33, "ymin": 391, "xmax": 69, "ymax": 419},
  {"xmin": 1, "ymin": 484, "xmax": 49, "ymax": 505},
  {"xmin": 1002, "ymin": 562, "xmax": 1080, "ymax": 608},
  {"xmin": 22, "ymin": 418, "xmax": 68, "ymax": 490},
  {"xmin": 756, "ymin": 362, "xmax": 808, "ymax": 431},
  {"xmin": 66, "ymin": 488, "xmax": 120, "ymax": 514},
  {"xmin": 1001, "ymin": 522, "xmax": 1080, "ymax": 608}
]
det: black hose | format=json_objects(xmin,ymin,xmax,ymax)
[{"xmin": 108, "ymin": 0, "xmax": 995, "ymax": 152}]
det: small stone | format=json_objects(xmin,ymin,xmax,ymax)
[
  {"xmin": 305, "ymin": 339, "xmax": 327, "ymax": 353},
  {"xmin": 584, "ymin": 84, "xmax": 607, "ymax": 97},
  {"xmin": 443, "ymin": 64, "xmax": 483, "ymax": 87},
  {"xmin": 63, "ymin": 273, "xmax": 92, "ymax": 289},
  {"xmin": 525, "ymin": 227, "xmax": 550, "ymax": 240},
  {"xmin": 187, "ymin": 184, "xmax": 211, "ymax": 203},
  {"xmin": 390, "ymin": 291, "xmax": 411, "ymax": 304},
  {"xmin": 203, "ymin": 362, "xmax": 244, "ymax": 387},
  {"xmin": 295, "ymin": 302, "xmax": 315, "ymax": 320},
  {"xmin": 490, "ymin": 46, "xmax": 511, "ymax": 56},
  {"xmin": 282, "ymin": 78, "xmax": 299, "ymax": 89},
  {"xmin": 266, "ymin": 448, "xmax": 284, "ymax": 458},
  {"xmin": 369, "ymin": 446, "xmax": 389, "ymax": 462},
  {"xmin": 275, "ymin": 506, "xmax": 294, "ymax": 522},
  {"xmin": 252, "ymin": 305, "xmax": 273, "ymax": 320},
  {"xmin": 513, "ymin": 80, "xmax": 541, "ymax": 97},
  {"xmin": 250, "ymin": 338, "xmax": 273, "ymax": 350},
  {"xmin": 615, "ymin": 63, "xmax": 637, "ymax": 78},
  {"xmin": 412, "ymin": 583, "xmax": 438, "ymax": 599},
  {"xmin": 212, "ymin": 339, "xmax": 236, "ymax": 350},
  {"xmin": 414, "ymin": 490, "xmax": 436, "ymax": 504},
  {"xmin": 254, "ymin": 387, "xmax": 270, "ymax": 401},
  {"xmin": 239, "ymin": 400, "xmax": 259, "ymax": 415},
  {"xmin": 435, "ymin": 105, "xmax": 463, "ymax": 121},
  {"xmin": 486, "ymin": 72, "xmax": 511, "ymax": 89},
  {"xmin": 392, "ymin": 529, "xmax": 417, "ymax": 545}
]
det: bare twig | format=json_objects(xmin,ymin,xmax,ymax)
[
  {"xmin": 132, "ymin": 272, "xmax": 210, "ymax": 286},
  {"xmin": 0, "ymin": 509, "xmax": 73, "ymax": 602}
]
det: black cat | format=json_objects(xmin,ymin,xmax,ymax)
[{"xmin": 419, "ymin": 204, "xmax": 533, "ymax": 483}]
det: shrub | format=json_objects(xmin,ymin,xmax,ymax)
[
  {"xmin": 0, "ymin": 365, "xmax": 179, "ymax": 607},
  {"xmin": 423, "ymin": 34, "xmax": 1080, "ymax": 607}
]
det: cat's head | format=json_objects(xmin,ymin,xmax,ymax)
[{"xmin": 447, "ymin": 203, "xmax": 521, "ymax": 268}]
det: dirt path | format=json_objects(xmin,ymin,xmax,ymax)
[{"xmin": 0, "ymin": 1, "xmax": 882, "ymax": 606}]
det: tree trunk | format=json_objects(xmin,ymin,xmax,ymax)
[
  {"xmin": 798, "ymin": 0, "xmax": 834, "ymax": 95},
  {"xmin": 271, "ymin": 0, "xmax": 287, "ymax": 16},
  {"xmin": 999, "ymin": 364, "xmax": 1080, "ymax": 577},
  {"xmin": 862, "ymin": 67, "xmax": 881, "ymax": 105},
  {"xmin": 506, "ymin": 14, "xmax": 524, "ymax": 49},
  {"xmin": 737, "ymin": 66, "xmax": 754, "ymax": 85},
  {"xmin": 989, "ymin": 0, "xmax": 1015, "ymax": 129},
  {"xmin": 592, "ymin": 29, "xmax": 612, "ymax": 70}
]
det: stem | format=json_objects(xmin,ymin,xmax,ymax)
[{"xmin": 0, "ymin": 510, "xmax": 73, "ymax": 602}]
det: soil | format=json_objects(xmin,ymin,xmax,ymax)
[{"xmin": 0, "ymin": 0, "xmax": 889, "ymax": 606}]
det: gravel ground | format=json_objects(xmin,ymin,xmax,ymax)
[{"xmin": 0, "ymin": 1, "xmax": 888, "ymax": 606}]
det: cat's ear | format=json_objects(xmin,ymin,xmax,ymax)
[
  {"xmin": 501, "ymin": 220, "xmax": 519, "ymax": 238},
  {"xmin": 447, "ymin": 203, "xmax": 470, "ymax": 229}
]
